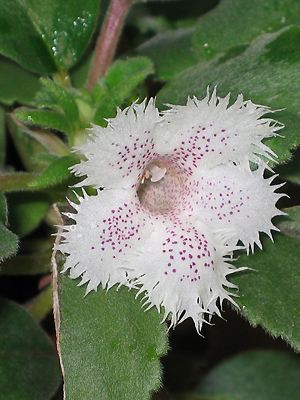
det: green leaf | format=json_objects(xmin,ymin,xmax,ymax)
[
  {"xmin": 93, "ymin": 56, "xmax": 154, "ymax": 124},
  {"xmin": 27, "ymin": 285, "xmax": 53, "ymax": 322},
  {"xmin": 0, "ymin": 223, "xmax": 18, "ymax": 262},
  {"xmin": 37, "ymin": 78, "xmax": 79, "ymax": 122},
  {"xmin": 232, "ymin": 233, "xmax": 300, "ymax": 351},
  {"xmin": 8, "ymin": 117, "xmax": 68, "ymax": 171},
  {"xmin": 158, "ymin": 27, "xmax": 300, "ymax": 164},
  {"xmin": 0, "ymin": 0, "xmax": 100, "ymax": 74},
  {"xmin": 0, "ymin": 252, "xmax": 51, "ymax": 275},
  {"xmin": 197, "ymin": 350, "xmax": 300, "ymax": 400},
  {"xmin": 277, "ymin": 152, "xmax": 300, "ymax": 185},
  {"xmin": 57, "ymin": 274, "xmax": 168, "ymax": 399},
  {"xmin": 0, "ymin": 297, "xmax": 61, "ymax": 399},
  {"xmin": 29, "ymin": 155, "xmax": 78, "ymax": 189},
  {"xmin": 137, "ymin": 28, "xmax": 197, "ymax": 80},
  {"xmin": 7, "ymin": 192, "xmax": 49, "ymax": 237},
  {"xmin": 278, "ymin": 206, "xmax": 300, "ymax": 241},
  {"xmin": 1, "ymin": 237, "xmax": 52, "ymax": 275},
  {"xmin": 0, "ymin": 56, "xmax": 40, "ymax": 106},
  {"xmin": 0, "ymin": 172, "xmax": 37, "ymax": 192},
  {"xmin": 0, "ymin": 192, "xmax": 8, "ymax": 224},
  {"xmin": 16, "ymin": 108, "xmax": 71, "ymax": 134},
  {"xmin": 0, "ymin": 106, "xmax": 5, "ymax": 166},
  {"xmin": 192, "ymin": 0, "xmax": 300, "ymax": 61}
]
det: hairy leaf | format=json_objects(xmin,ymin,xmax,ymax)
[
  {"xmin": 0, "ymin": 298, "xmax": 61, "ymax": 399},
  {"xmin": 57, "ymin": 274, "xmax": 168, "ymax": 400},
  {"xmin": 93, "ymin": 56, "xmax": 154, "ymax": 124},
  {"xmin": 16, "ymin": 108, "xmax": 71, "ymax": 134},
  {"xmin": 0, "ymin": 223, "xmax": 18, "ymax": 262},
  {"xmin": 29, "ymin": 155, "xmax": 78, "ymax": 189},
  {"xmin": 0, "ymin": 106, "xmax": 5, "ymax": 166},
  {"xmin": 192, "ymin": 0, "xmax": 300, "ymax": 61},
  {"xmin": 197, "ymin": 350, "xmax": 300, "ymax": 400},
  {"xmin": 158, "ymin": 27, "xmax": 300, "ymax": 164},
  {"xmin": 137, "ymin": 28, "xmax": 197, "ymax": 80},
  {"xmin": 232, "ymin": 233, "xmax": 300, "ymax": 351}
]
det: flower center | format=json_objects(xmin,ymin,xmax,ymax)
[{"xmin": 137, "ymin": 159, "xmax": 187, "ymax": 215}]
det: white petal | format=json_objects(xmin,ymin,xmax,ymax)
[
  {"xmin": 192, "ymin": 163, "xmax": 285, "ymax": 251},
  {"xmin": 130, "ymin": 218, "xmax": 239, "ymax": 333},
  {"xmin": 56, "ymin": 189, "xmax": 152, "ymax": 292},
  {"xmin": 71, "ymin": 99, "xmax": 161, "ymax": 189},
  {"xmin": 156, "ymin": 88, "xmax": 282, "ymax": 172}
]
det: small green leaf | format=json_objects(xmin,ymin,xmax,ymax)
[
  {"xmin": 192, "ymin": 0, "xmax": 300, "ymax": 61},
  {"xmin": 29, "ymin": 155, "xmax": 78, "ymax": 189},
  {"xmin": 27, "ymin": 285, "xmax": 53, "ymax": 322},
  {"xmin": 137, "ymin": 28, "xmax": 197, "ymax": 80},
  {"xmin": 93, "ymin": 56, "xmax": 154, "ymax": 124},
  {"xmin": 197, "ymin": 350, "xmax": 300, "ymax": 400},
  {"xmin": 0, "ymin": 0, "xmax": 100, "ymax": 74},
  {"xmin": 0, "ymin": 297, "xmax": 61, "ymax": 399},
  {"xmin": 0, "ymin": 106, "xmax": 5, "ymax": 166},
  {"xmin": 16, "ymin": 108, "xmax": 71, "ymax": 134},
  {"xmin": 278, "ymin": 206, "xmax": 300, "ymax": 241},
  {"xmin": 0, "ymin": 192, "xmax": 8, "ymax": 224},
  {"xmin": 158, "ymin": 27, "xmax": 300, "ymax": 164},
  {"xmin": 7, "ymin": 192, "xmax": 49, "ymax": 237},
  {"xmin": 8, "ymin": 117, "xmax": 68, "ymax": 171},
  {"xmin": 0, "ymin": 223, "xmax": 18, "ymax": 262},
  {"xmin": 57, "ymin": 274, "xmax": 168, "ymax": 400},
  {"xmin": 232, "ymin": 233, "xmax": 300, "ymax": 351},
  {"xmin": 0, "ymin": 252, "xmax": 51, "ymax": 275},
  {"xmin": 0, "ymin": 56, "xmax": 40, "ymax": 106},
  {"xmin": 0, "ymin": 172, "xmax": 37, "ymax": 192},
  {"xmin": 37, "ymin": 78, "xmax": 79, "ymax": 123}
]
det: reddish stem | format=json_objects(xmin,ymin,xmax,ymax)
[{"xmin": 87, "ymin": 0, "xmax": 132, "ymax": 91}]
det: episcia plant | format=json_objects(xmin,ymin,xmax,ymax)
[
  {"xmin": 1, "ymin": 0, "xmax": 300, "ymax": 399},
  {"xmin": 57, "ymin": 92, "xmax": 284, "ymax": 332}
]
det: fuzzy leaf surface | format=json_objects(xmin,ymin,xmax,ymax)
[
  {"xmin": 0, "ymin": 223, "xmax": 18, "ymax": 262},
  {"xmin": 197, "ymin": 350, "xmax": 300, "ymax": 400},
  {"xmin": 158, "ymin": 27, "xmax": 300, "ymax": 164},
  {"xmin": 232, "ymin": 233, "xmax": 300, "ymax": 351},
  {"xmin": 0, "ymin": 107, "xmax": 5, "ymax": 166},
  {"xmin": 0, "ymin": 297, "xmax": 61, "ymax": 399},
  {"xmin": 16, "ymin": 108, "xmax": 71, "ymax": 134},
  {"xmin": 137, "ymin": 28, "xmax": 197, "ymax": 80},
  {"xmin": 29, "ymin": 155, "xmax": 78, "ymax": 189},
  {"xmin": 192, "ymin": 0, "xmax": 300, "ymax": 61},
  {"xmin": 57, "ymin": 274, "xmax": 168, "ymax": 400},
  {"xmin": 93, "ymin": 56, "xmax": 154, "ymax": 124}
]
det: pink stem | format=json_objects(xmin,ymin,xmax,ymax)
[{"xmin": 87, "ymin": 0, "xmax": 133, "ymax": 91}]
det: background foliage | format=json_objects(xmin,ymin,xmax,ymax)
[{"xmin": 0, "ymin": 0, "xmax": 299, "ymax": 399}]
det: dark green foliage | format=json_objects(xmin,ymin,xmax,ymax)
[
  {"xmin": 158, "ymin": 27, "xmax": 300, "ymax": 164},
  {"xmin": 197, "ymin": 350, "xmax": 300, "ymax": 400},
  {"xmin": 58, "ymin": 275, "xmax": 168, "ymax": 400},
  {"xmin": 0, "ymin": 298, "xmax": 61, "ymax": 399}
]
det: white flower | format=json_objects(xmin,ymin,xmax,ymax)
[{"xmin": 57, "ymin": 90, "xmax": 284, "ymax": 333}]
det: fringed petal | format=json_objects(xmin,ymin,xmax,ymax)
[
  {"xmin": 130, "ymin": 218, "xmax": 239, "ymax": 332},
  {"xmin": 192, "ymin": 163, "xmax": 285, "ymax": 251},
  {"xmin": 56, "ymin": 189, "xmax": 152, "ymax": 293},
  {"xmin": 71, "ymin": 99, "xmax": 161, "ymax": 190},
  {"xmin": 156, "ymin": 88, "xmax": 282, "ymax": 173}
]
